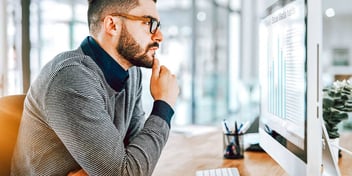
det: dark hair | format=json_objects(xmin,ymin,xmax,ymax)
[{"xmin": 87, "ymin": 0, "xmax": 157, "ymax": 35}]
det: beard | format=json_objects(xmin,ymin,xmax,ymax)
[{"xmin": 117, "ymin": 23, "xmax": 159, "ymax": 68}]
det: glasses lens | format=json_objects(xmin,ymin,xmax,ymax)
[{"xmin": 150, "ymin": 19, "xmax": 160, "ymax": 34}]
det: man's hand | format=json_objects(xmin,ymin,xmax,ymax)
[
  {"xmin": 150, "ymin": 59, "xmax": 179, "ymax": 108},
  {"xmin": 67, "ymin": 169, "xmax": 88, "ymax": 176}
]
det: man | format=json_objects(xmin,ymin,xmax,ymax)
[{"xmin": 11, "ymin": 0, "xmax": 179, "ymax": 175}]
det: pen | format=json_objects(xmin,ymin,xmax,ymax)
[
  {"xmin": 238, "ymin": 121, "xmax": 250, "ymax": 134},
  {"xmin": 238, "ymin": 123, "xmax": 243, "ymax": 132},
  {"xmin": 234, "ymin": 121, "xmax": 240, "ymax": 155},
  {"xmin": 234, "ymin": 121, "xmax": 238, "ymax": 135},
  {"xmin": 222, "ymin": 120, "xmax": 231, "ymax": 134}
]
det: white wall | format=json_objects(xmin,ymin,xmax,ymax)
[{"xmin": 322, "ymin": 15, "xmax": 352, "ymax": 83}]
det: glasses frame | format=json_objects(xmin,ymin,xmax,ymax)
[{"xmin": 106, "ymin": 13, "xmax": 161, "ymax": 34}]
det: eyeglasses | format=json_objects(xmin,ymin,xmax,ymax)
[{"xmin": 108, "ymin": 13, "xmax": 161, "ymax": 34}]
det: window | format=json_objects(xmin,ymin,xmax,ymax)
[
  {"xmin": 154, "ymin": 0, "xmax": 242, "ymax": 125},
  {"xmin": 30, "ymin": 0, "xmax": 89, "ymax": 82},
  {"xmin": 0, "ymin": 0, "xmax": 23, "ymax": 96}
]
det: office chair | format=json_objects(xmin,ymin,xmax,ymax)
[{"xmin": 0, "ymin": 94, "xmax": 26, "ymax": 176}]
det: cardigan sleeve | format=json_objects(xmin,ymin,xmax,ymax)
[
  {"xmin": 124, "ymin": 67, "xmax": 174, "ymax": 145},
  {"xmin": 44, "ymin": 64, "xmax": 171, "ymax": 176}
]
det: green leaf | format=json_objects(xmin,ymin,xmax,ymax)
[
  {"xmin": 328, "ymin": 131, "xmax": 340, "ymax": 139},
  {"xmin": 323, "ymin": 98, "xmax": 334, "ymax": 108}
]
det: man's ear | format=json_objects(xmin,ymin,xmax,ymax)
[{"xmin": 102, "ymin": 16, "xmax": 120, "ymax": 36}]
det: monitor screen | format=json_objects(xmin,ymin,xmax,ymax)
[{"xmin": 259, "ymin": 0, "xmax": 307, "ymax": 161}]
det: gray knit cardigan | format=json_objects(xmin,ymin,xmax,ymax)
[{"xmin": 11, "ymin": 47, "xmax": 171, "ymax": 176}]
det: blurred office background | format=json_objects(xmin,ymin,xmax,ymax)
[{"xmin": 1, "ymin": 0, "xmax": 352, "ymax": 128}]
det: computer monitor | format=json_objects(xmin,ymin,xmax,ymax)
[{"xmin": 258, "ymin": 0, "xmax": 340, "ymax": 175}]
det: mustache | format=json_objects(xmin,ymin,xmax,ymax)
[{"xmin": 147, "ymin": 42, "xmax": 159, "ymax": 49}]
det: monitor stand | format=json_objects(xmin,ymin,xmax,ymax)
[{"xmin": 321, "ymin": 117, "xmax": 341, "ymax": 176}]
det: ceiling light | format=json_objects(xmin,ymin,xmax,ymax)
[
  {"xmin": 197, "ymin": 12, "xmax": 207, "ymax": 22},
  {"xmin": 325, "ymin": 8, "xmax": 335, "ymax": 18}
]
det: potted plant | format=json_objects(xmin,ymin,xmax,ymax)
[
  {"xmin": 322, "ymin": 80, "xmax": 352, "ymax": 139},
  {"xmin": 322, "ymin": 80, "xmax": 352, "ymax": 159}
]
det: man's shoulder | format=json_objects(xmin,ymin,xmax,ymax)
[
  {"xmin": 52, "ymin": 48, "xmax": 89, "ymax": 66},
  {"xmin": 37, "ymin": 48, "xmax": 103, "ymax": 86},
  {"xmin": 45, "ymin": 48, "xmax": 98, "ymax": 74}
]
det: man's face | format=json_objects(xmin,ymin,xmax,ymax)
[
  {"xmin": 116, "ymin": 22, "xmax": 158, "ymax": 68},
  {"xmin": 115, "ymin": 0, "xmax": 162, "ymax": 68}
]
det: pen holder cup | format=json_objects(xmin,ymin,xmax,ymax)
[{"xmin": 223, "ymin": 133, "xmax": 244, "ymax": 159}]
